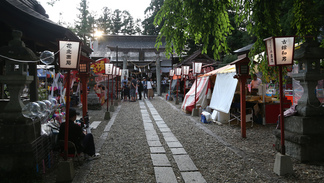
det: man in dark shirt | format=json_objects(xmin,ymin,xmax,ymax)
[
  {"xmin": 137, "ymin": 78, "xmax": 143, "ymax": 100},
  {"xmin": 58, "ymin": 108, "xmax": 100, "ymax": 160},
  {"xmin": 130, "ymin": 75, "xmax": 137, "ymax": 102}
]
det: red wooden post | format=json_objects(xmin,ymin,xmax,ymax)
[
  {"xmin": 107, "ymin": 75, "xmax": 109, "ymax": 111},
  {"xmin": 240, "ymin": 75, "xmax": 247, "ymax": 138},
  {"xmin": 279, "ymin": 65, "xmax": 285, "ymax": 155},
  {"xmin": 64, "ymin": 71, "xmax": 71, "ymax": 160}
]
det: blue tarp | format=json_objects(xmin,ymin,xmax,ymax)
[{"xmin": 37, "ymin": 69, "xmax": 53, "ymax": 78}]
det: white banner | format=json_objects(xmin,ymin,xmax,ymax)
[{"xmin": 209, "ymin": 72, "xmax": 238, "ymax": 113}]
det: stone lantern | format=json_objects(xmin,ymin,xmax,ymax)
[
  {"xmin": 0, "ymin": 30, "xmax": 39, "ymax": 173},
  {"xmin": 0, "ymin": 30, "xmax": 36, "ymax": 118},
  {"xmin": 87, "ymin": 67, "xmax": 101, "ymax": 110}
]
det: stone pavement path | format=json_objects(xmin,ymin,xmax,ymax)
[
  {"xmin": 48, "ymin": 95, "xmax": 323, "ymax": 183},
  {"xmin": 142, "ymin": 99, "xmax": 206, "ymax": 183}
]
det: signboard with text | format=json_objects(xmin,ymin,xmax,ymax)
[
  {"xmin": 264, "ymin": 36, "xmax": 295, "ymax": 66},
  {"xmin": 58, "ymin": 41, "xmax": 81, "ymax": 70}
]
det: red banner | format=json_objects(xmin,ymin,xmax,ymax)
[{"xmin": 91, "ymin": 57, "xmax": 109, "ymax": 74}]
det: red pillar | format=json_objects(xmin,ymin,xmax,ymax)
[
  {"xmin": 79, "ymin": 74, "xmax": 88, "ymax": 119},
  {"xmin": 240, "ymin": 75, "xmax": 247, "ymax": 138},
  {"xmin": 279, "ymin": 66, "xmax": 285, "ymax": 155},
  {"xmin": 107, "ymin": 75, "xmax": 109, "ymax": 111},
  {"xmin": 64, "ymin": 71, "xmax": 71, "ymax": 160}
]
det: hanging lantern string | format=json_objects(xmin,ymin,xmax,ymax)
[
  {"xmin": 128, "ymin": 60, "xmax": 155, "ymax": 68},
  {"xmin": 0, "ymin": 42, "xmax": 69, "ymax": 63}
]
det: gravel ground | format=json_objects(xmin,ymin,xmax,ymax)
[{"xmin": 42, "ymin": 96, "xmax": 324, "ymax": 183}]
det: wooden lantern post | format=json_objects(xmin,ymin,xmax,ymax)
[
  {"xmin": 58, "ymin": 40, "xmax": 81, "ymax": 160},
  {"xmin": 175, "ymin": 68, "xmax": 182, "ymax": 104},
  {"xmin": 230, "ymin": 54, "xmax": 251, "ymax": 138},
  {"xmin": 182, "ymin": 66, "xmax": 190, "ymax": 97},
  {"xmin": 105, "ymin": 63, "xmax": 113, "ymax": 112},
  {"xmin": 78, "ymin": 57, "xmax": 91, "ymax": 125},
  {"xmin": 264, "ymin": 36, "xmax": 295, "ymax": 155},
  {"xmin": 169, "ymin": 69, "xmax": 174, "ymax": 100}
]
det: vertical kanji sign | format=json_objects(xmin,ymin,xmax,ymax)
[
  {"xmin": 59, "ymin": 40, "xmax": 81, "ymax": 70},
  {"xmin": 264, "ymin": 36, "xmax": 295, "ymax": 66},
  {"xmin": 265, "ymin": 38, "xmax": 276, "ymax": 66}
]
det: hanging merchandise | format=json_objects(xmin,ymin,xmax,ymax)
[{"xmin": 40, "ymin": 50, "xmax": 55, "ymax": 65}]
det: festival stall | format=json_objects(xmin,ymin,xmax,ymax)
[
  {"xmin": 181, "ymin": 76, "xmax": 211, "ymax": 113},
  {"xmin": 91, "ymin": 57, "xmax": 109, "ymax": 105}
]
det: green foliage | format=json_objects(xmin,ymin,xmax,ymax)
[
  {"xmin": 226, "ymin": 6, "xmax": 255, "ymax": 52},
  {"xmin": 223, "ymin": 54, "xmax": 238, "ymax": 64},
  {"xmin": 74, "ymin": 0, "xmax": 94, "ymax": 45},
  {"xmin": 97, "ymin": 7, "xmax": 112, "ymax": 35},
  {"xmin": 142, "ymin": 0, "xmax": 164, "ymax": 35},
  {"xmin": 154, "ymin": 0, "xmax": 233, "ymax": 60},
  {"xmin": 234, "ymin": 0, "xmax": 290, "ymax": 83},
  {"xmin": 293, "ymin": 0, "xmax": 319, "ymax": 38},
  {"xmin": 72, "ymin": 0, "xmax": 142, "ymax": 41}
]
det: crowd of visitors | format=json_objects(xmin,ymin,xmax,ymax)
[{"xmin": 120, "ymin": 76, "xmax": 156, "ymax": 101}]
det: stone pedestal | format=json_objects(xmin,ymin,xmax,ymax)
[
  {"xmin": 273, "ymin": 153, "xmax": 294, "ymax": 176},
  {"xmin": 104, "ymin": 111, "xmax": 111, "ymax": 120},
  {"xmin": 110, "ymin": 105, "xmax": 115, "ymax": 112},
  {"xmin": 87, "ymin": 69, "xmax": 102, "ymax": 110},
  {"xmin": 87, "ymin": 93, "xmax": 102, "ymax": 110},
  {"xmin": 191, "ymin": 108, "xmax": 199, "ymax": 116},
  {"xmin": 175, "ymin": 97, "xmax": 179, "ymax": 105},
  {"xmin": 274, "ymin": 115, "xmax": 324, "ymax": 162},
  {"xmin": 0, "ymin": 119, "xmax": 40, "ymax": 173},
  {"xmin": 56, "ymin": 160, "xmax": 75, "ymax": 182}
]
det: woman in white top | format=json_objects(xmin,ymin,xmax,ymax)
[{"xmin": 147, "ymin": 78, "xmax": 154, "ymax": 99}]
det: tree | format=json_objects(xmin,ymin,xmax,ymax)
[
  {"xmin": 155, "ymin": 0, "xmax": 233, "ymax": 60},
  {"xmin": 120, "ymin": 10, "xmax": 136, "ymax": 35},
  {"xmin": 97, "ymin": 7, "xmax": 112, "ymax": 35},
  {"xmin": 142, "ymin": 0, "xmax": 164, "ymax": 35},
  {"xmin": 155, "ymin": 0, "xmax": 324, "ymax": 80},
  {"xmin": 73, "ymin": 0, "xmax": 94, "ymax": 45},
  {"xmin": 235, "ymin": 0, "xmax": 324, "ymax": 81}
]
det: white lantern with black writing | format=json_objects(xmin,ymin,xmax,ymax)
[
  {"xmin": 59, "ymin": 41, "xmax": 81, "ymax": 70},
  {"xmin": 169, "ymin": 69, "xmax": 174, "ymax": 77},
  {"xmin": 182, "ymin": 66, "xmax": 190, "ymax": 75},
  {"xmin": 192, "ymin": 62, "xmax": 202, "ymax": 74},
  {"xmin": 175, "ymin": 68, "xmax": 182, "ymax": 76},
  {"xmin": 264, "ymin": 36, "xmax": 295, "ymax": 66},
  {"xmin": 105, "ymin": 63, "xmax": 113, "ymax": 75}
]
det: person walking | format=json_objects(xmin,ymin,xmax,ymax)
[
  {"xmin": 142, "ymin": 77, "xmax": 148, "ymax": 99},
  {"xmin": 137, "ymin": 78, "xmax": 143, "ymax": 100},
  {"xmin": 147, "ymin": 78, "xmax": 154, "ymax": 100},
  {"xmin": 130, "ymin": 75, "xmax": 137, "ymax": 102},
  {"xmin": 121, "ymin": 76, "xmax": 128, "ymax": 101},
  {"xmin": 161, "ymin": 77, "xmax": 167, "ymax": 93}
]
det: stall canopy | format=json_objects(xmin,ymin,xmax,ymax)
[
  {"xmin": 199, "ymin": 64, "xmax": 236, "ymax": 77},
  {"xmin": 181, "ymin": 76, "xmax": 210, "ymax": 113}
]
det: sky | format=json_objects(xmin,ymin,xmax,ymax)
[{"xmin": 38, "ymin": 0, "xmax": 152, "ymax": 26}]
